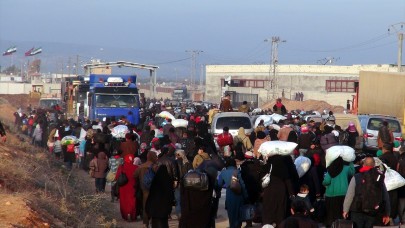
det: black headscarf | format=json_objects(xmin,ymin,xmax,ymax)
[
  {"xmin": 146, "ymin": 165, "xmax": 174, "ymax": 218},
  {"xmin": 327, "ymin": 157, "xmax": 344, "ymax": 178}
]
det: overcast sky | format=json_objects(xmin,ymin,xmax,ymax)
[{"xmin": 0, "ymin": 0, "xmax": 404, "ymax": 77}]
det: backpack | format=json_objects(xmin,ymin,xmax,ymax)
[
  {"xmin": 142, "ymin": 165, "xmax": 155, "ymax": 190},
  {"xmin": 353, "ymin": 167, "xmax": 385, "ymax": 216},
  {"xmin": 235, "ymin": 137, "xmax": 247, "ymax": 154}
]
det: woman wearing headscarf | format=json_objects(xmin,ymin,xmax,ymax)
[
  {"xmin": 179, "ymin": 166, "xmax": 217, "ymax": 228},
  {"xmin": 168, "ymin": 127, "xmax": 179, "ymax": 144},
  {"xmin": 322, "ymin": 157, "xmax": 354, "ymax": 227},
  {"xmin": 146, "ymin": 164, "xmax": 174, "ymax": 228},
  {"xmin": 83, "ymin": 129, "xmax": 95, "ymax": 171},
  {"xmin": 115, "ymin": 154, "xmax": 139, "ymax": 222},
  {"xmin": 218, "ymin": 158, "xmax": 248, "ymax": 228},
  {"xmin": 261, "ymin": 154, "xmax": 298, "ymax": 226},
  {"xmin": 175, "ymin": 149, "xmax": 193, "ymax": 218},
  {"xmin": 249, "ymin": 125, "xmax": 265, "ymax": 146},
  {"xmin": 108, "ymin": 149, "xmax": 123, "ymax": 202},
  {"xmin": 90, "ymin": 147, "xmax": 109, "ymax": 193},
  {"xmin": 233, "ymin": 127, "xmax": 253, "ymax": 152},
  {"xmin": 253, "ymin": 131, "xmax": 270, "ymax": 159},
  {"xmin": 192, "ymin": 146, "xmax": 211, "ymax": 169},
  {"xmin": 345, "ymin": 122, "xmax": 359, "ymax": 149},
  {"xmin": 240, "ymin": 151, "xmax": 262, "ymax": 227}
]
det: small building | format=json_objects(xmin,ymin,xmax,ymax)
[{"xmin": 205, "ymin": 64, "xmax": 398, "ymax": 108}]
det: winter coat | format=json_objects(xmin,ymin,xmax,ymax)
[
  {"xmin": 261, "ymin": 155, "xmax": 298, "ymax": 225},
  {"xmin": 146, "ymin": 165, "xmax": 174, "ymax": 219},
  {"xmin": 179, "ymin": 168, "xmax": 215, "ymax": 228},
  {"xmin": 277, "ymin": 126, "xmax": 293, "ymax": 141},
  {"xmin": 238, "ymin": 104, "xmax": 249, "ymax": 113},
  {"xmin": 33, "ymin": 125, "xmax": 43, "ymax": 142},
  {"xmin": 233, "ymin": 127, "xmax": 253, "ymax": 151},
  {"xmin": 115, "ymin": 161, "xmax": 138, "ymax": 221},
  {"xmin": 176, "ymin": 159, "xmax": 192, "ymax": 180},
  {"xmin": 220, "ymin": 98, "xmax": 233, "ymax": 112},
  {"xmin": 240, "ymin": 159, "xmax": 262, "ymax": 203},
  {"xmin": 298, "ymin": 133, "xmax": 315, "ymax": 150},
  {"xmin": 397, "ymin": 152, "xmax": 405, "ymax": 198},
  {"xmin": 192, "ymin": 152, "xmax": 211, "ymax": 169},
  {"xmin": 158, "ymin": 154, "xmax": 179, "ymax": 182},
  {"xmin": 323, "ymin": 163, "xmax": 354, "ymax": 197},
  {"xmin": 320, "ymin": 133, "xmax": 338, "ymax": 151},
  {"xmin": 120, "ymin": 140, "xmax": 138, "ymax": 158},
  {"xmin": 218, "ymin": 166, "xmax": 248, "ymax": 228},
  {"xmin": 91, "ymin": 152, "xmax": 109, "ymax": 178},
  {"xmin": 253, "ymin": 138, "xmax": 269, "ymax": 158}
]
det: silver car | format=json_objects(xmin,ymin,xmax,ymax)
[
  {"xmin": 211, "ymin": 112, "xmax": 253, "ymax": 147},
  {"xmin": 358, "ymin": 114, "xmax": 403, "ymax": 151}
]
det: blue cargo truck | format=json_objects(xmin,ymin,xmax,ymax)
[{"xmin": 86, "ymin": 74, "xmax": 140, "ymax": 125}]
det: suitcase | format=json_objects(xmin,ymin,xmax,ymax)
[{"xmin": 331, "ymin": 219, "xmax": 353, "ymax": 228}]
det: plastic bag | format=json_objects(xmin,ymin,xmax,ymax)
[
  {"xmin": 325, "ymin": 145, "xmax": 355, "ymax": 167},
  {"xmin": 270, "ymin": 113, "xmax": 287, "ymax": 123},
  {"xmin": 172, "ymin": 119, "xmax": 188, "ymax": 128},
  {"xmin": 111, "ymin": 125, "xmax": 129, "ymax": 138},
  {"xmin": 258, "ymin": 141, "xmax": 297, "ymax": 157},
  {"xmin": 338, "ymin": 146, "xmax": 356, "ymax": 162},
  {"xmin": 61, "ymin": 136, "xmax": 79, "ymax": 145},
  {"xmin": 294, "ymin": 156, "xmax": 312, "ymax": 178},
  {"xmin": 384, "ymin": 165, "xmax": 405, "ymax": 191},
  {"xmin": 254, "ymin": 115, "xmax": 273, "ymax": 128},
  {"xmin": 158, "ymin": 111, "xmax": 175, "ymax": 120}
]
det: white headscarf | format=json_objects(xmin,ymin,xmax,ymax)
[{"xmin": 175, "ymin": 149, "xmax": 189, "ymax": 165}]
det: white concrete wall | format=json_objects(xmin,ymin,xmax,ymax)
[
  {"xmin": 205, "ymin": 64, "xmax": 397, "ymax": 107},
  {"xmin": 0, "ymin": 82, "xmax": 61, "ymax": 95}
]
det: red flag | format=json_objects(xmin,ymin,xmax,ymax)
[{"xmin": 25, "ymin": 47, "xmax": 34, "ymax": 56}]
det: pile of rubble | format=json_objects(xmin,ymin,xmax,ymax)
[{"xmin": 261, "ymin": 99, "xmax": 345, "ymax": 113}]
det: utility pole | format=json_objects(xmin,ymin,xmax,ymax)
[
  {"xmin": 265, "ymin": 37, "xmax": 286, "ymax": 100},
  {"xmin": 68, "ymin": 57, "xmax": 72, "ymax": 77},
  {"xmin": 76, "ymin": 55, "xmax": 79, "ymax": 76},
  {"xmin": 389, "ymin": 22, "xmax": 405, "ymax": 72},
  {"xmin": 199, "ymin": 64, "xmax": 204, "ymax": 89},
  {"xmin": 186, "ymin": 50, "xmax": 203, "ymax": 88}
]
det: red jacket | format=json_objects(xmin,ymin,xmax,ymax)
[{"xmin": 217, "ymin": 132, "xmax": 233, "ymax": 147}]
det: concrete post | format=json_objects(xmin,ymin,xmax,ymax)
[{"xmin": 398, "ymin": 33, "xmax": 403, "ymax": 72}]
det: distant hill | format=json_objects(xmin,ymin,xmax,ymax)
[{"xmin": 0, "ymin": 39, "xmax": 193, "ymax": 81}]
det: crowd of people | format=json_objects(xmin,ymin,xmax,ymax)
[{"xmin": 4, "ymin": 98, "xmax": 405, "ymax": 228}]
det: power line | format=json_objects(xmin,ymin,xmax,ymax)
[
  {"xmin": 153, "ymin": 57, "xmax": 191, "ymax": 65},
  {"xmin": 284, "ymin": 33, "xmax": 392, "ymax": 53}
]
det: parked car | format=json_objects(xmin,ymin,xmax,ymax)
[
  {"xmin": 333, "ymin": 113, "xmax": 364, "ymax": 150},
  {"xmin": 211, "ymin": 112, "xmax": 253, "ymax": 148},
  {"xmin": 358, "ymin": 114, "xmax": 403, "ymax": 151}
]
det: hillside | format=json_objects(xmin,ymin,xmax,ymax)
[{"xmin": 0, "ymin": 96, "xmax": 119, "ymax": 227}]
